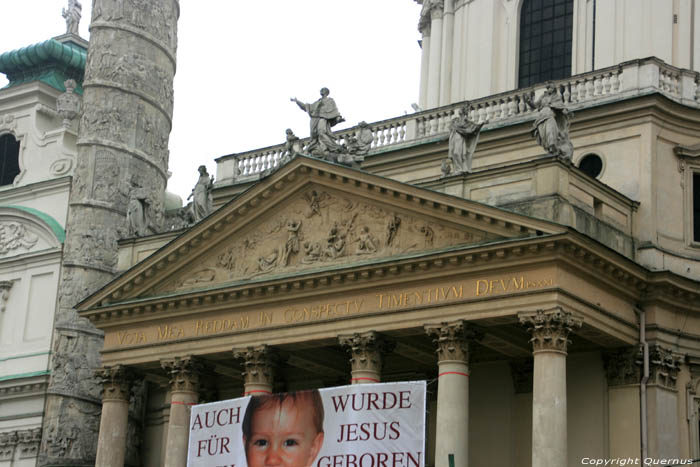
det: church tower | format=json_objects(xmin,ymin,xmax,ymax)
[{"xmin": 39, "ymin": 1, "xmax": 180, "ymax": 465}]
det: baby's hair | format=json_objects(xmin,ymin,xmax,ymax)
[{"xmin": 242, "ymin": 389, "xmax": 324, "ymax": 442}]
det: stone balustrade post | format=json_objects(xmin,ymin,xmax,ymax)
[
  {"xmin": 339, "ymin": 331, "xmax": 395, "ymax": 384},
  {"xmin": 425, "ymin": 320, "xmax": 482, "ymax": 467},
  {"xmin": 161, "ymin": 356, "xmax": 205, "ymax": 467},
  {"xmin": 95, "ymin": 365, "xmax": 133, "ymax": 467},
  {"xmin": 519, "ymin": 308, "xmax": 582, "ymax": 467},
  {"xmin": 233, "ymin": 345, "xmax": 278, "ymax": 396}
]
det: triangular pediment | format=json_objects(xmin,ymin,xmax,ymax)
[{"xmin": 80, "ymin": 157, "xmax": 562, "ymax": 308}]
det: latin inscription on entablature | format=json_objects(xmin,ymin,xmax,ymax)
[
  {"xmin": 106, "ymin": 271, "xmax": 555, "ymax": 351},
  {"xmin": 154, "ymin": 189, "xmax": 489, "ymax": 295}
]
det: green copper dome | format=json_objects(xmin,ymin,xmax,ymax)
[{"xmin": 0, "ymin": 39, "xmax": 87, "ymax": 93}]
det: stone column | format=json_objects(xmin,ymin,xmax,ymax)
[
  {"xmin": 427, "ymin": 1, "xmax": 444, "ymax": 108},
  {"xmin": 439, "ymin": 0, "xmax": 455, "ymax": 106},
  {"xmin": 233, "ymin": 345, "xmax": 278, "ymax": 396},
  {"xmin": 519, "ymin": 308, "xmax": 582, "ymax": 467},
  {"xmin": 645, "ymin": 345, "xmax": 683, "ymax": 459},
  {"xmin": 40, "ymin": 1, "xmax": 179, "ymax": 465},
  {"xmin": 602, "ymin": 348, "xmax": 642, "ymax": 459},
  {"xmin": 425, "ymin": 320, "xmax": 481, "ymax": 467},
  {"xmin": 339, "ymin": 331, "xmax": 394, "ymax": 384},
  {"xmin": 161, "ymin": 356, "xmax": 204, "ymax": 467},
  {"xmin": 94, "ymin": 365, "xmax": 133, "ymax": 467}
]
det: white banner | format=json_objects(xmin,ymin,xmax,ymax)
[{"xmin": 187, "ymin": 381, "xmax": 426, "ymax": 467}]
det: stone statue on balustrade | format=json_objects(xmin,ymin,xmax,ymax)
[
  {"xmin": 345, "ymin": 121, "xmax": 373, "ymax": 160},
  {"xmin": 280, "ymin": 129, "xmax": 303, "ymax": 165},
  {"xmin": 525, "ymin": 83, "xmax": 574, "ymax": 161},
  {"xmin": 291, "ymin": 87, "xmax": 346, "ymax": 157},
  {"xmin": 444, "ymin": 104, "xmax": 487, "ymax": 175},
  {"xmin": 188, "ymin": 165, "xmax": 214, "ymax": 222},
  {"xmin": 126, "ymin": 188, "xmax": 150, "ymax": 237},
  {"xmin": 62, "ymin": 0, "xmax": 82, "ymax": 36}
]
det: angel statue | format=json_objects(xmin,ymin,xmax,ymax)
[
  {"xmin": 525, "ymin": 83, "xmax": 574, "ymax": 161},
  {"xmin": 62, "ymin": 0, "xmax": 82, "ymax": 36}
]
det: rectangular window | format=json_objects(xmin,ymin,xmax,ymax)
[{"xmin": 694, "ymin": 172, "xmax": 700, "ymax": 242}]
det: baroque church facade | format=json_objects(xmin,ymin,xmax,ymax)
[{"xmin": 2, "ymin": 0, "xmax": 700, "ymax": 467}]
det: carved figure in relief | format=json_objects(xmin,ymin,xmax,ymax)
[
  {"xmin": 291, "ymin": 88, "xmax": 345, "ymax": 157},
  {"xmin": 56, "ymin": 79, "xmax": 82, "ymax": 128},
  {"xmin": 188, "ymin": 165, "xmax": 214, "ymax": 222},
  {"xmin": 181, "ymin": 269, "xmax": 216, "ymax": 287},
  {"xmin": 258, "ymin": 249, "xmax": 279, "ymax": 272},
  {"xmin": 356, "ymin": 226, "xmax": 378, "ymax": 255},
  {"xmin": 62, "ymin": 0, "xmax": 82, "ymax": 35},
  {"xmin": 217, "ymin": 248, "xmax": 236, "ymax": 271},
  {"xmin": 420, "ymin": 225, "xmax": 434, "ymax": 247},
  {"xmin": 386, "ymin": 215, "xmax": 401, "ymax": 246},
  {"xmin": 280, "ymin": 219, "xmax": 302, "ymax": 266},
  {"xmin": 303, "ymin": 190, "xmax": 325, "ymax": 218},
  {"xmin": 302, "ymin": 241, "xmax": 322, "ymax": 264},
  {"xmin": 323, "ymin": 216, "xmax": 355, "ymax": 260},
  {"xmin": 525, "ymin": 83, "xmax": 574, "ymax": 161},
  {"xmin": 447, "ymin": 104, "xmax": 486, "ymax": 174}
]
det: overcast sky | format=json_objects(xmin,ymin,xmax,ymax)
[{"xmin": 0, "ymin": 1, "xmax": 423, "ymax": 202}]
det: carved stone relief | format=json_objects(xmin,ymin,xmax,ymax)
[
  {"xmin": 0, "ymin": 115, "xmax": 17, "ymax": 133},
  {"xmin": 56, "ymin": 79, "xmax": 82, "ymax": 129},
  {"xmin": 0, "ymin": 280, "xmax": 13, "ymax": 312},
  {"xmin": 0, "ymin": 222, "xmax": 39, "ymax": 255},
  {"xmin": 162, "ymin": 189, "xmax": 485, "ymax": 293},
  {"xmin": 49, "ymin": 330, "xmax": 102, "ymax": 401},
  {"xmin": 40, "ymin": 398, "xmax": 100, "ymax": 463}
]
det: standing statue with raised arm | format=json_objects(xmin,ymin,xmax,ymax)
[
  {"xmin": 291, "ymin": 88, "xmax": 345, "ymax": 158},
  {"xmin": 525, "ymin": 83, "xmax": 574, "ymax": 161},
  {"xmin": 446, "ymin": 104, "xmax": 487, "ymax": 175},
  {"xmin": 62, "ymin": 0, "xmax": 82, "ymax": 36}
]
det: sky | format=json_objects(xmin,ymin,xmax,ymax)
[{"xmin": 0, "ymin": 1, "xmax": 424, "ymax": 202}]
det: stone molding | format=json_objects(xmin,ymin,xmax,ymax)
[
  {"xmin": 648, "ymin": 345, "xmax": 683, "ymax": 390},
  {"xmin": 425, "ymin": 320, "xmax": 483, "ymax": 363},
  {"xmin": 0, "ymin": 428, "xmax": 41, "ymax": 461},
  {"xmin": 95, "ymin": 365, "xmax": 133, "ymax": 401},
  {"xmin": 338, "ymin": 331, "xmax": 395, "ymax": 374},
  {"xmin": 509, "ymin": 358, "xmax": 534, "ymax": 394},
  {"xmin": 518, "ymin": 308, "xmax": 583, "ymax": 354},
  {"xmin": 160, "ymin": 356, "xmax": 205, "ymax": 393},
  {"xmin": 602, "ymin": 347, "xmax": 642, "ymax": 387},
  {"xmin": 232, "ymin": 345, "xmax": 279, "ymax": 388}
]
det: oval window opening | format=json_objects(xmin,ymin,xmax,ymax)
[{"xmin": 578, "ymin": 153, "xmax": 603, "ymax": 178}]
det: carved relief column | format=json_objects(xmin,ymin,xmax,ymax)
[
  {"xmin": 94, "ymin": 366, "xmax": 133, "ymax": 467},
  {"xmin": 602, "ymin": 348, "xmax": 642, "ymax": 459},
  {"xmin": 427, "ymin": 1, "xmax": 444, "ymax": 108},
  {"xmin": 339, "ymin": 331, "xmax": 395, "ymax": 384},
  {"xmin": 233, "ymin": 345, "xmax": 278, "ymax": 396},
  {"xmin": 161, "ymin": 357, "xmax": 204, "ymax": 467},
  {"xmin": 519, "ymin": 308, "xmax": 582, "ymax": 467},
  {"xmin": 425, "ymin": 320, "xmax": 481, "ymax": 467}
]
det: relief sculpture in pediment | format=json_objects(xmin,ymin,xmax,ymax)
[{"xmin": 166, "ymin": 190, "xmax": 485, "ymax": 292}]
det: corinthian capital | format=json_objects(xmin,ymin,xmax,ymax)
[
  {"xmin": 233, "ymin": 345, "xmax": 279, "ymax": 388},
  {"xmin": 519, "ymin": 308, "xmax": 582, "ymax": 354},
  {"xmin": 339, "ymin": 331, "xmax": 395, "ymax": 374},
  {"xmin": 95, "ymin": 365, "xmax": 133, "ymax": 401},
  {"xmin": 160, "ymin": 356, "xmax": 205, "ymax": 393},
  {"xmin": 425, "ymin": 320, "xmax": 483, "ymax": 363}
]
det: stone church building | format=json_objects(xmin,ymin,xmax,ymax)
[{"xmin": 2, "ymin": 1, "xmax": 700, "ymax": 467}]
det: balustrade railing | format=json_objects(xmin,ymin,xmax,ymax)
[{"xmin": 216, "ymin": 57, "xmax": 700, "ymax": 182}]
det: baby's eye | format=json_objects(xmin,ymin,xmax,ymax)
[
  {"xmin": 253, "ymin": 439, "xmax": 268, "ymax": 447},
  {"xmin": 283, "ymin": 439, "xmax": 299, "ymax": 447}
]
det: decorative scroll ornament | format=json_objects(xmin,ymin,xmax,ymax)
[
  {"xmin": 95, "ymin": 365, "xmax": 133, "ymax": 401},
  {"xmin": 0, "ymin": 222, "xmax": 39, "ymax": 255},
  {"xmin": 425, "ymin": 320, "xmax": 483, "ymax": 363},
  {"xmin": 518, "ymin": 308, "xmax": 583, "ymax": 354},
  {"xmin": 161, "ymin": 356, "xmax": 205, "ymax": 393},
  {"xmin": 0, "ymin": 115, "xmax": 17, "ymax": 133},
  {"xmin": 338, "ymin": 331, "xmax": 395, "ymax": 374},
  {"xmin": 233, "ymin": 345, "xmax": 279, "ymax": 388},
  {"xmin": 56, "ymin": 79, "xmax": 82, "ymax": 129}
]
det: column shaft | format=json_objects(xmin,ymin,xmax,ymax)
[
  {"xmin": 419, "ymin": 33, "xmax": 431, "ymax": 109},
  {"xmin": 531, "ymin": 352, "xmax": 567, "ymax": 467},
  {"xmin": 435, "ymin": 360, "xmax": 469, "ymax": 466},
  {"xmin": 427, "ymin": 9, "xmax": 444, "ymax": 108}
]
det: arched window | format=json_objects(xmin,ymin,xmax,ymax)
[
  {"xmin": 0, "ymin": 134, "xmax": 20, "ymax": 186},
  {"xmin": 518, "ymin": 0, "xmax": 574, "ymax": 88}
]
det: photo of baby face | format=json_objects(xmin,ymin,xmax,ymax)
[{"xmin": 242, "ymin": 391, "xmax": 325, "ymax": 467}]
